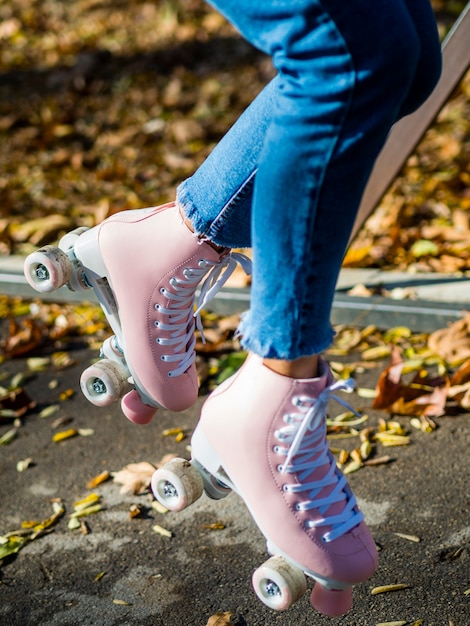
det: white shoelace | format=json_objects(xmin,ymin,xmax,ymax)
[
  {"xmin": 154, "ymin": 251, "xmax": 251, "ymax": 377},
  {"xmin": 275, "ymin": 379, "xmax": 364, "ymax": 542}
]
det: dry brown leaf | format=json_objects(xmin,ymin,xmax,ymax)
[
  {"xmin": 1, "ymin": 318, "xmax": 44, "ymax": 357},
  {"xmin": 112, "ymin": 462, "xmax": 156, "ymax": 494},
  {"xmin": 0, "ymin": 387, "xmax": 36, "ymax": 421},
  {"xmin": 373, "ymin": 347, "xmax": 449, "ymax": 417},
  {"xmin": 428, "ymin": 313, "xmax": 470, "ymax": 365},
  {"xmin": 206, "ymin": 612, "xmax": 234, "ymax": 626},
  {"xmin": 449, "ymin": 359, "xmax": 470, "ymax": 386}
]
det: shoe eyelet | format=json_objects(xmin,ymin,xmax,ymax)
[
  {"xmin": 282, "ymin": 484, "xmax": 290, "ymax": 492},
  {"xmin": 160, "ymin": 287, "xmax": 165, "ymax": 294},
  {"xmin": 154, "ymin": 303, "xmax": 160, "ymax": 311}
]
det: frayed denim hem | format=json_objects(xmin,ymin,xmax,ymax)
[{"xmin": 237, "ymin": 310, "xmax": 336, "ymax": 359}]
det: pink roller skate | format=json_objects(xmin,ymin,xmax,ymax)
[
  {"xmin": 151, "ymin": 355, "xmax": 378, "ymax": 617},
  {"xmin": 24, "ymin": 203, "xmax": 250, "ymax": 423}
]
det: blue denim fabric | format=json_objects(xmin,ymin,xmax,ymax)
[{"xmin": 177, "ymin": 0, "xmax": 441, "ymax": 359}]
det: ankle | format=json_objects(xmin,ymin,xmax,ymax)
[
  {"xmin": 263, "ymin": 355, "xmax": 320, "ymax": 379},
  {"xmin": 178, "ymin": 204, "xmax": 227, "ymax": 254}
]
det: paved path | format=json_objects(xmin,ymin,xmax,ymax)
[{"xmin": 0, "ymin": 342, "xmax": 469, "ymax": 625}]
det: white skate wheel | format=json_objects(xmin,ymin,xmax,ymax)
[
  {"xmin": 310, "ymin": 584, "xmax": 352, "ymax": 616},
  {"xmin": 101, "ymin": 335, "xmax": 129, "ymax": 372},
  {"xmin": 151, "ymin": 458, "xmax": 204, "ymax": 512},
  {"xmin": 24, "ymin": 246, "xmax": 72, "ymax": 293},
  {"xmin": 80, "ymin": 359, "xmax": 129, "ymax": 407},
  {"xmin": 59, "ymin": 227, "xmax": 93, "ymax": 292},
  {"xmin": 58, "ymin": 226, "xmax": 90, "ymax": 252},
  {"xmin": 252, "ymin": 556, "xmax": 307, "ymax": 611}
]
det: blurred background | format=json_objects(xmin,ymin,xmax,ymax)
[{"xmin": 0, "ymin": 0, "xmax": 468, "ymax": 275}]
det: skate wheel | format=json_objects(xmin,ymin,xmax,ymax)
[
  {"xmin": 121, "ymin": 390, "xmax": 157, "ymax": 425},
  {"xmin": 24, "ymin": 246, "xmax": 72, "ymax": 293},
  {"xmin": 59, "ymin": 227, "xmax": 93, "ymax": 292},
  {"xmin": 80, "ymin": 359, "xmax": 129, "ymax": 407},
  {"xmin": 151, "ymin": 458, "xmax": 204, "ymax": 512},
  {"xmin": 58, "ymin": 227, "xmax": 90, "ymax": 252},
  {"xmin": 252, "ymin": 556, "xmax": 307, "ymax": 611},
  {"xmin": 100, "ymin": 335, "xmax": 129, "ymax": 372},
  {"xmin": 310, "ymin": 584, "xmax": 352, "ymax": 616}
]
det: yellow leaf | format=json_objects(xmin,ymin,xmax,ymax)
[
  {"xmin": 203, "ymin": 522, "xmax": 226, "ymax": 530},
  {"xmin": 86, "ymin": 471, "xmax": 111, "ymax": 489},
  {"xmin": 371, "ymin": 583, "xmax": 411, "ymax": 595},
  {"xmin": 343, "ymin": 460, "xmax": 362, "ymax": 474},
  {"xmin": 52, "ymin": 428, "xmax": 78, "ymax": 443},
  {"xmin": 152, "ymin": 524, "xmax": 172, "ymax": 538},
  {"xmin": 70, "ymin": 504, "xmax": 103, "ymax": 519},
  {"xmin": 361, "ymin": 346, "xmax": 392, "ymax": 361},
  {"xmin": 59, "ymin": 389, "xmax": 75, "ymax": 401},
  {"xmin": 73, "ymin": 493, "xmax": 101, "ymax": 510}
]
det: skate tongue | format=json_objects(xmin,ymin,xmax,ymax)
[{"xmin": 194, "ymin": 251, "xmax": 252, "ymax": 342}]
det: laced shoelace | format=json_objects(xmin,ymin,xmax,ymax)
[
  {"xmin": 154, "ymin": 251, "xmax": 251, "ymax": 377},
  {"xmin": 274, "ymin": 379, "xmax": 364, "ymax": 542}
]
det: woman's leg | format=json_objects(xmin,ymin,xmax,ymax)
[{"xmin": 178, "ymin": 0, "xmax": 441, "ymax": 362}]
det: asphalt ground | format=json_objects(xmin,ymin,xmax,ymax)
[{"xmin": 0, "ymin": 330, "xmax": 469, "ymax": 626}]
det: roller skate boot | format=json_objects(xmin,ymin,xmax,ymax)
[
  {"xmin": 152, "ymin": 355, "xmax": 378, "ymax": 616},
  {"xmin": 24, "ymin": 203, "xmax": 250, "ymax": 423}
]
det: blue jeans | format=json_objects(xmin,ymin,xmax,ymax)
[{"xmin": 177, "ymin": 0, "xmax": 441, "ymax": 359}]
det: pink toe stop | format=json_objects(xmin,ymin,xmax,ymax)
[
  {"xmin": 121, "ymin": 390, "xmax": 158, "ymax": 424},
  {"xmin": 310, "ymin": 584, "xmax": 353, "ymax": 616}
]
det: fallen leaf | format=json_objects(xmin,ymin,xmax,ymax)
[
  {"xmin": 113, "ymin": 461, "xmax": 156, "ymax": 494},
  {"xmin": 0, "ymin": 428, "xmax": 18, "ymax": 445},
  {"xmin": 206, "ymin": 611, "xmax": 234, "ymax": 626},
  {"xmin": 86, "ymin": 470, "xmax": 111, "ymax": 489},
  {"xmin": 394, "ymin": 532, "xmax": 421, "ymax": 543},
  {"xmin": 1, "ymin": 318, "xmax": 44, "ymax": 357},
  {"xmin": 0, "ymin": 387, "xmax": 36, "ymax": 421},
  {"xmin": 428, "ymin": 313, "xmax": 470, "ymax": 366},
  {"xmin": 52, "ymin": 428, "xmax": 78, "ymax": 443},
  {"xmin": 152, "ymin": 524, "xmax": 172, "ymax": 538},
  {"xmin": 371, "ymin": 583, "xmax": 412, "ymax": 595},
  {"xmin": 16, "ymin": 457, "xmax": 34, "ymax": 472}
]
